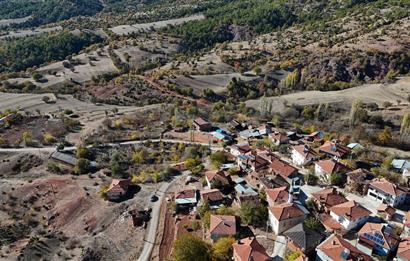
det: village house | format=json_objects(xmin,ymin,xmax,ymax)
[
  {"xmin": 367, "ymin": 178, "xmax": 408, "ymax": 207},
  {"xmin": 230, "ymin": 143, "xmax": 252, "ymax": 157},
  {"xmin": 232, "ymin": 237, "xmax": 270, "ymax": 261},
  {"xmin": 268, "ymin": 203, "xmax": 306, "ymax": 235},
  {"xmin": 234, "ymin": 179, "xmax": 259, "ymax": 205},
  {"xmin": 106, "ymin": 179, "xmax": 131, "ymax": 201},
  {"xmin": 316, "ymin": 234, "xmax": 371, "ymax": 261},
  {"xmin": 237, "ymin": 154, "xmax": 270, "ymax": 172},
  {"xmin": 377, "ymin": 204, "xmax": 396, "ymax": 221},
  {"xmin": 193, "ymin": 117, "xmax": 213, "ymax": 132},
  {"xmin": 304, "ymin": 131, "xmax": 324, "ymax": 142},
  {"xmin": 283, "ymin": 223, "xmax": 324, "ymax": 257},
  {"xmin": 291, "ymin": 145, "xmax": 319, "ymax": 167},
  {"xmin": 404, "ymin": 212, "xmax": 410, "ymax": 236},
  {"xmin": 391, "ymin": 159, "xmax": 410, "ymax": 174},
  {"xmin": 397, "ymin": 238, "xmax": 410, "ymax": 261},
  {"xmin": 311, "ymin": 187, "xmax": 348, "ymax": 213},
  {"xmin": 270, "ymin": 157, "xmax": 302, "ymax": 190},
  {"xmin": 314, "ymin": 159, "xmax": 346, "ymax": 181},
  {"xmin": 175, "ymin": 189, "xmax": 198, "ymax": 211},
  {"xmin": 269, "ymin": 132, "xmax": 289, "ymax": 146},
  {"xmin": 328, "ymin": 201, "xmax": 371, "ymax": 231},
  {"xmin": 200, "ymin": 189, "xmax": 224, "ymax": 209},
  {"xmin": 346, "ymin": 168, "xmax": 374, "ymax": 195},
  {"xmin": 204, "ymin": 170, "xmax": 230, "ymax": 189},
  {"xmin": 209, "ymin": 214, "xmax": 237, "ymax": 241},
  {"xmin": 319, "ymin": 140, "xmax": 351, "ymax": 160},
  {"xmin": 266, "ymin": 186, "xmax": 290, "ymax": 206},
  {"xmin": 356, "ymin": 222, "xmax": 399, "ymax": 257}
]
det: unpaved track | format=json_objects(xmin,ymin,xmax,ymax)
[{"xmin": 246, "ymin": 77, "xmax": 410, "ymax": 113}]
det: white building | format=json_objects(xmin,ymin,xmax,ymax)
[
  {"xmin": 367, "ymin": 179, "xmax": 408, "ymax": 207},
  {"xmin": 268, "ymin": 203, "xmax": 305, "ymax": 235},
  {"xmin": 291, "ymin": 145, "xmax": 319, "ymax": 166},
  {"xmin": 329, "ymin": 201, "xmax": 371, "ymax": 231}
]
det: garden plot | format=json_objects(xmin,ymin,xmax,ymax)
[
  {"xmin": 168, "ymin": 73, "xmax": 259, "ymax": 95},
  {"xmin": 110, "ymin": 14, "xmax": 205, "ymax": 35}
]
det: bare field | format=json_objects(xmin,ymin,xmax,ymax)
[
  {"xmin": 110, "ymin": 14, "xmax": 205, "ymax": 35},
  {"xmin": 0, "ymin": 92, "xmax": 161, "ymax": 123},
  {"xmin": 0, "ymin": 16, "xmax": 31, "ymax": 27},
  {"xmin": 167, "ymin": 73, "xmax": 259, "ymax": 94},
  {"xmin": 0, "ymin": 26, "xmax": 62, "ymax": 40},
  {"xmin": 246, "ymin": 77, "xmax": 410, "ymax": 113}
]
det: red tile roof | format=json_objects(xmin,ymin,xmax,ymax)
[
  {"xmin": 316, "ymin": 159, "xmax": 346, "ymax": 174},
  {"xmin": 329, "ymin": 201, "xmax": 371, "ymax": 221},
  {"xmin": 205, "ymin": 170, "xmax": 229, "ymax": 185},
  {"xmin": 232, "ymin": 144, "xmax": 252, "ymax": 154},
  {"xmin": 200, "ymin": 189, "xmax": 224, "ymax": 202},
  {"xmin": 266, "ymin": 187, "xmax": 289, "ymax": 206},
  {"xmin": 175, "ymin": 189, "xmax": 196, "ymax": 199},
  {"xmin": 312, "ymin": 188, "xmax": 347, "ymax": 208},
  {"xmin": 270, "ymin": 132, "xmax": 289, "ymax": 143},
  {"xmin": 270, "ymin": 157, "xmax": 298, "ymax": 178},
  {"xmin": 358, "ymin": 222, "xmax": 399, "ymax": 250},
  {"xmin": 319, "ymin": 140, "xmax": 351, "ymax": 158},
  {"xmin": 233, "ymin": 237, "xmax": 270, "ymax": 261},
  {"xmin": 317, "ymin": 234, "xmax": 371, "ymax": 261},
  {"xmin": 209, "ymin": 215, "xmax": 236, "ymax": 236},
  {"xmin": 269, "ymin": 203, "xmax": 305, "ymax": 221},
  {"xmin": 405, "ymin": 212, "xmax": 410, "ymax": 227},
  {"xmin": 370, "ymin": 178, "xmax": 407, "ymax": 197},
  {"xmin": 377, "ymin": 204, "xmax": 396, "ymax": 217},
  {"xmin": 397, "ymin": 238, "xmax": 410, "ymax": 261},
  {"xmin": 194, "ymin": 117, "xmax": 210, "ymax": 126},
  {"xmin": 107, "ymin": 179, "xmax": 130, "ymax": 194},
  {"xmin": 293, "ymin": 145, "xmax": 319, "ymax": 161}
]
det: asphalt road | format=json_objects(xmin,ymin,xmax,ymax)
[{"xmin": 138, "ymin": 171, "xmax": 189, "ymax": 261}]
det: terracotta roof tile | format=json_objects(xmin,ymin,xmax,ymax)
[
  {"xmin": 175, "ymin": 189, "xmax": 196, "ymax": 199},
  {"xmin": 358, "ymin": 222, "xmax": 399, "ymax": 250},
  {"xmin": 316, "ymin": 159, "xmax": 346, "ymax": 174},
  {"xmin": 319, "ymin": 141, "xmax": 351, "ymax": 158},
  {"xmin": 209, "ymin": 215, "xmax": 236, "ymax": 236},
  {"xmin": 205, "ymin": 170, "xmax": 229, "ymax": 185},
  {"xmin": 312, "ymin": 188, "xmax": 348, "ymax": 208},
  {"xmin": 266, "ymin": 187, "xmax": 289, "ymax": 206},
  {"xmin": 269, "ymin": 203, "xmax": 305, "ymax": 221},
  {"xmin": 233, "ymin": 237, "xmax": 270, "ymax": 261},
  {"xmin": 270, "ymin": 158, "xmax": 298, "ymax": 178},
  {"xmin": 317, "ymin": 234, "xmax": 371, "ymax": 261},
  {"xmin": 329, "ymin": 201, "xmax": 371, "ymax": 221},
  {"xmin": 200, "ymin": 189, "xmax": 224, "ymax": 202},
  {"xmin": 370, "ymin": 178, "xmax": 407, "ymax": 197},
  {"xmin": 293, "ymin": 145, "xmax": 319, "ymax": 161},
  {"xmin": 398, "ymin": 238, "xmax": 410, "ymax": 261}
]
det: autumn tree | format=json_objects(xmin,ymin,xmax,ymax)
[
  {"xmin": 377, "ymin": 127, "xmax": 392, "ymax": 145},
  {"xmin": 172, "ymin": 234, "xmax": 211, "ymax": 261},
  {"xmin": 212, "ymin": 237, "xmax": 236, "ymax": 261}
]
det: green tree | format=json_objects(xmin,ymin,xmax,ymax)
[
  {"xmin": 212, "ymin": 237, "xmax": 236, "ymax": 261},
  {"xmin": 75, "ymin": 158, "xmax": 91, "ymax": 175},
  {"xmin": 239, "ymin": 202, "xmax": 267, "ymax": 227},
  {"xmin": 304, "ymin": 217, "xmax": 321, "ymax": 230},
  {"xmin": 210, "ymin": 151, "xmax": 227, "ymax": 169},
  {"xmin": 172, "ymin": 234, "xmax": 211, "ymax": 261}
]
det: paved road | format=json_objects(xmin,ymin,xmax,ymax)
[
  {"xmin": 0, "ymin": 139, "xmax": 223, "ymax": 153},
  {"xmin": 138, "ymin": 171, "xmax": 189, "ymax": 261}
]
